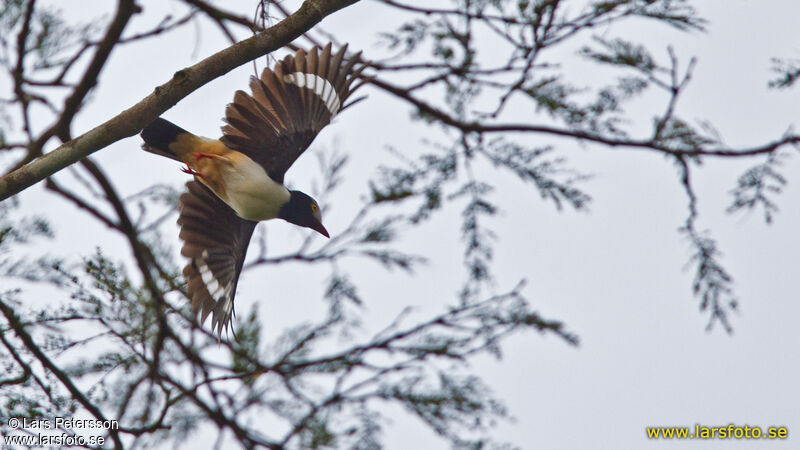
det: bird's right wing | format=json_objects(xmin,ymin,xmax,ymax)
[
  {"xmin": 178, "ymin": 181, "xmax": 257, "ymax": 337},
  {"xmin": 220, "ymin": 43, "xmax": 364, "ymax": 184}
]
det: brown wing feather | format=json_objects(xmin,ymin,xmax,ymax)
[
  {"xmin": 178, "ymin": 181, "xmax": 257, "ymax": 337},
  {"xmin": 220, "ymin": 44, "xmax": 363, "ymax": 183},
  {"xmin": 314, "ymin": 43, "xmax": 333, "ymax": 128},
  {"xmin": 248, "ymin": 76, "xmax": 286, "ymax": 133},
  {"xmin": 306, "ymin": 49, "xmax": 320, "ymax": 129}
]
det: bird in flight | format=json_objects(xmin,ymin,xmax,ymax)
[{"xmin": 140, "ymin": 44, "xmax": 363, "ymax": 337}]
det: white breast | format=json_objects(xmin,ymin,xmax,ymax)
[{"xmin": 221, "ymin": 155, "xmax": 290, "ymax": 221}]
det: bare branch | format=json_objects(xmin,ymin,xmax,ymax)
[
  {"xmin": 368, "ymin": 76, "xmax": 800, "ymax": 158},
  {"xmin": 0, "ymin": 299, "xmax": 125, "ymax": 449}
]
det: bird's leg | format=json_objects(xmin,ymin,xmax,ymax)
[
  {"xmin": 181, "ymin": 166, "xmax": 203, "ymax": 177},
  {"xmin": 193, "ymin": 152, "xmax": 226, "ymax": 161},
  {"xmin": 193, "ymin": 152, "xmax": 232, "ymax": 165},
  {"xmin": 193, "ymin": 152, "xmax": 215, "ymax": 161}
]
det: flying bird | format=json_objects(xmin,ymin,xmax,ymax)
[{"xmin": 140, "ymin": 44, "xmax": 363, "ymax": 337}]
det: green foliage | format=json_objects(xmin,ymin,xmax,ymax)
[
  {"xmin": 0, "ymin": 0, "xmax": 798, "ymax": 448},
  {"xmin": 769, "ymin": 56, "xmax": 800, "ymax": 89},
  {"xmin": 231, "ymin": 307, "xmax": 262, "ymax": 385},
  {"xmin": 655, "ymin": 117, "xmax": 718, "ymax": 151},
  {"xmin": 0, "ymin": 210, "xmax": 575, "ymax": 447},
  {"xmin": 727, "ymin": 151, "xmax": 790, "ymax": 224},
  {"xmin": 383, "ymin": 373, "xmax": 510, "ymax": 449},
  {"xmin": 580, "ymin": 37, "xmax": 657, "ymax": 71},
  {"xmin": 681, "ymin": 226, "xmax": 737, "ymax": 332},
  {"xmin": 480, "ymin": 139, "xmax": 591, "ymax": 210}
]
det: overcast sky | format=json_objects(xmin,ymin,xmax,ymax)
[{"xmin": 9, "ymin": 0, "xmax": 800, "ymax": 448}]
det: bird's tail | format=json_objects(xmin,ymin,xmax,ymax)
[{"xmin": 140, "ymin": 118, "xmax": 192, "ymax": 162}]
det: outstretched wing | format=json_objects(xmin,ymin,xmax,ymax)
[
  {"xmin": 220, "ymin": 43, "xmax": 363, "ymax": 183},
  {"xmin": 178, "ymin": 180, "xmax": 257, "ymax": 337}
]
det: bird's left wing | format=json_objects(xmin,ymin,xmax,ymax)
[
  {"xmin": 220, "ymin": 43, "xmax": 364, "ymax": 184},
  {"xmin": 178, "ymin": 180, "xmax": 257, "ymax": 336}
]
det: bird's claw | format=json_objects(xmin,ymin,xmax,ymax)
[{"xmin": 181, "ymin": 166, "xmax": 203, "ymax": 177}]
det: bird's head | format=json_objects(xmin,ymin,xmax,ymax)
[{"xmin": 279, "ymin": 190, "xmax": 329, "ymax": 238}]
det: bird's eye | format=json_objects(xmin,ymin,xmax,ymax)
[{"xmin": 311, "ymin": 203, "xmax": 319, "ymax": 213}]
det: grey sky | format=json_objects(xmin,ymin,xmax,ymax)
[{"xmin": 7, "ymin": 0, "xmax": 800, "ymax": 448}]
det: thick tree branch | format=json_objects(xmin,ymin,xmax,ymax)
[{"xmin": 0, "ymin": 0, "xmax": 361, "ymax": 201}]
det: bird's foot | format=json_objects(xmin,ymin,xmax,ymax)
[{"xmin": 181, "ymin": 166, "xmax": 203, "ymax": 177}]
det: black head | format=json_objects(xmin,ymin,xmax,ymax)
[{"xmin": 278, "ymin": 190, "xmax": 329, "ymax": 238}]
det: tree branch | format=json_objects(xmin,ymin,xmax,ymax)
[
  {"xmin": 0, "ymin": 299, "xmax": 125, "ymax": 449},
  {"xmin": 0, "ymin": 0, "xmax": 361, "ymax": 201},
  {"xmin": 368, "ymin": 76, "xmax": 800, "ymax": 158}
]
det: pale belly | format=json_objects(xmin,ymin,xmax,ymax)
[{"xmin": 219, "ymin": 157, "xmax": 289, "ymax": 221}]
